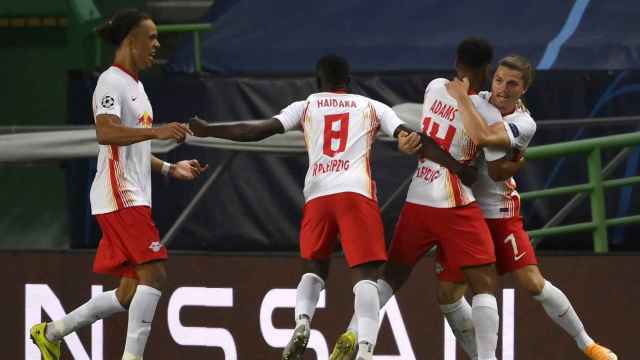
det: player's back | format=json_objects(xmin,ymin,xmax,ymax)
[
  {"xmin": 406, "ymin": 78, "xmax": 503, "ymax": 208},
  {"xmin": 276, "ymin": 91, "xmax": 403, "ymax": 202}
]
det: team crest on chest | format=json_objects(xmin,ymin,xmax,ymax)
[{"xmin": 137, "ymin": 111, "xmax": 153, "ymax": 128}]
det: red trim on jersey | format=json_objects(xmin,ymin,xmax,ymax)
[
  {"xmin": 300, "ymin": 102, "xmax": 310, "ymax": 150},
  {"xmin": 364, "ymin": 105, "xmax": 377, "ymax": 200},
  {"xmin": 513, "ymin": 195, "xmax": 521, "ymax": 216},
  {"xmin": 108, "ymin": 145, "xmax": 125, "ymax": 210},
  {"xmin": 112, "ymin": 64, "xmax": 139, "ymax": 82},
  {"xmin": 448, "ymin": 170, "xmax": 464, "ymax": 206},
  {"xmin": 299, "ymin": 101, "xmax": 310, "ymax": 128},
  {"xmin": 332, "ymin": 88, "xmax": 348, "ymax": 94}
]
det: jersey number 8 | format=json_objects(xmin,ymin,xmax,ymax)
[{"xmin": 323, "ymin": 113, "xmax": 349, "ymax": 157}]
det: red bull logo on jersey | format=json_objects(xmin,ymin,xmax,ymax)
[
  {"xmin": 317, "ymin": 98, "xmax": 357, "ymax": 109},
  {"xmin": 137, "ymin": 112, "xmax": 153, "ymax": 128},
  {"xmin": 312, "ymin": 159, "xmax": 350, "ymax": 176},
  {"xmin": 429, "ymin": 99, "xmax": 458, "ymax": 122}
]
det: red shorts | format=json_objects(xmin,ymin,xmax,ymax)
[
  {"xmin": 389, "ymin": 202, "xmax": 495, "ymax": 282},
  {"xmin": 299, "ymin": 192, "xmax": 387, "ymax": 267},
  {"xmin": 93, "ymin": 206, "xmax": 167, "ymax": 279},
  {"xmin": 486, "ymin": 216, "xmax": 538, "ymax": 275}
]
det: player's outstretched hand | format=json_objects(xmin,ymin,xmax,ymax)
[
  {"xmin": 155, "ymin": 122, "xmax": 193, "ymax": 143},
  {"xmin": 455, "ymin": 164, "xmax": 478, "ymax": 187},
  {"xmin": 170, "ymin": 159, "xmax": 209, "ymax": 180},
  {"xmin": 398, "ymin": 131, "xmax": 422, "ymax": 155},
  {"xmin": 188, "ymin": 116, "xmax": 209, "ymax": 137},
  {"xmin": 446, "ymin": 77, "xmax": 470, "ymax": 101}
]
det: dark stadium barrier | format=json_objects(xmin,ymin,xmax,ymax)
[
  {"xmin": 6, "ymin": 251, "xmax": 633, "ymax": 359},
  {"xmin": 61, "ymin": 70, "xmax": 640, "ymax": 252}
]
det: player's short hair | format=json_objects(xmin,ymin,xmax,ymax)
[
  {"xmin": 498, "ymin": 54, "xmax": 535, "ymax": 89},
  {"xmin": 456, "ymin": 37, "xmax": 494, "ymax": 69},
  {"xmin": 316, "ymin": 55, "xmax": 351, "ymax": 86},
  {"xmin": 96, "ymin": 9, "xmax": 151, "ymax": 46}
]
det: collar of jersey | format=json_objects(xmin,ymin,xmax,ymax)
[{"xmin": 112, "ymin": 64, "xmax": 139, "ymax": 82}]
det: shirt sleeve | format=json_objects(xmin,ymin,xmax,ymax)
[
  {"xmin": 93, "ymin": 73, "xmax": 123, "ymax": 120},
  {"xmin": 373, "ymin": 101, "xmax": 405, "ymax": 137},
  {"xmin": 504, "ymin": 113, "xmax": 537, "ymax": 151},
  {"xmin": 472, "ymin": 98, "xmax": 508, "ymax": 161},
  {"xmin": 273, "ymin": 101, "xmax": 306, "ymax": 131}
]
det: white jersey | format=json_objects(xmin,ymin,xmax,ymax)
[
  {"xmin": 405, "ymin": 78, "xmax": 506, "ymax": 208},
  {"xmin": 473, "ymin": 91, "xmax": 537, "ymax": 218},
  {"xmin": 275, "ymin": 91, "xmax": 404, "ymax": 202},
  {"xmin": 90, "ymin": 66, "xmax": 154, "ymax": 215}
]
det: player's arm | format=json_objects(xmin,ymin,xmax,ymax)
[
  {"xmin": 446, "ymin": 78, "xmax": 511, "ymax": 148},
  {"xmin": 188, "ymin": 116, "xmax": 284, "ymax": 141},
  {"xmin": 151, "ymin": 155, "xmax": 209, "ymax": 180},
  {"xmin": 487, "ymin": 157, "xmax": 525, "ymax": 181},
  {"xmin": 394, "ymin": 124, "xmax": 478, "ymax": 186},
  {"xmin": 95, "ymin": 114, "xmax": 192, "ymax": 145}
]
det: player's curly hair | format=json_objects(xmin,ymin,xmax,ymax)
[
  {"xmin": 457, "ymin": 37, "xmax": 494, "ymax": 69},
  {"xmin": 96, "ymin": 9, "xmax": 151, "ymax": 46},
  {"xmin": 316, "ymin": 55, "xmax": 351, "ymax": 87}
]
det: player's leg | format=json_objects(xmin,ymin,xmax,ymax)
[
  {"xmin": 30, "ymin": 211, "xmax": 138, "ymax": 360},
  {"xmin": 349, "ymin": 260, "xmax": 386, "ymax": 360},
  {"xmin": 513, "ymin": 265, "xmax": 617, "ymax": 360},
  {"xmin": 122, "ymin": 260, "xmax": 167, "ymax": 360},
  {"xmin": 282, "ymin": 259, "xmax": 329, "ymax": 360},
  {"xmin": 435, "ymin": 203, "xmax": 498, "ymax": 360},
  {"xmin": 332, "ymin": 261, "xmax": 411, "ymax": 360},
  {"xmin": 437, "ymin": 279, "xmax": 477, "ymax": 359},
  {"xmin": 336, "ymin": 193, "xmax": 390, "ymax": 360},
  {"xmin": 283, "ymin": 195, "xmax": 337, "ymax": 360},
  {"xmin": 331, "ymin": 201, "xmax": 433, "ymax": 360},
  {"xmin": 461, "ymin": 264, "xmax": 499, "ymax": 360},
  {"xmin": 30, "ymin": 278, "xmax": 129, "ymax": 360}
]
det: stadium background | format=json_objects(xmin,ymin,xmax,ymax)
[{"xmin": 1, "ymin": 0, "xmax": 638, "ymax": 359}]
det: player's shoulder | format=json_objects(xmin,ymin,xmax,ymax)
[
  {"xmin": 471, "ymin": 94, "xmax": 502, "ymax": 124},
  {"xmin": 507, "ymin": 108, "xmax": 536, "ymax": 131},
  {"xmin": 469, "ymin": 93, "xmax": 495, "ymax": 111},
  {"xmin": 361, "ymin": 96, "xmax": 391, "ymax": 111},
  {"xmin": 478, "ymin": 91, "xmax": 491, "ymax": 102},
  {"xmin": 425, "ymin": 77, "xmax": 449, "ymax": 92},
  {"xmin": 96, "ymin": 67, "xmax": 127, "ymax": 89}
]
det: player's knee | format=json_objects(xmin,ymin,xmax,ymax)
[
  {"xmin": 136, "ymin": 261, "xmax": 167, "ymax": 290},
  {"xmin": 437, "ymin": 283, "xmax": 466, "ymax": 305},
  {"xmin": 463, "ymin": 264, "xmax": 497, "ymax": 294},
  {"xmin": 116, "ymin": 278, "xmax": 138, "ymax": 306},
  {"xmin": 515, "ymin": 266, "xmax": 545, "ymax": 296}
]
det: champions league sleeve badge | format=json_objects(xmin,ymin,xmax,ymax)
[{"xmin": 101, "ymin": 95, "xmax": 115, "ymax": 109}]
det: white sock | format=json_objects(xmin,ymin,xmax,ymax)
[
  {"xmin": 347, "ymin": 278, "xmax": 393, "ymax": 334},
  {"xmin": 356, "ymin": 340, "xmax": 375, "ymax": 360},
  {"xmin": 440, "ymin": 297, "xmax": 477, "ymax": 359},
  {"xmin": 353, "ymin": 280, "xmax": 380, "ymax": 348},
  {"xmin": 294, "ymin": 273, "xmax": 325, "ymax": 327},
  {"xmin": 46, "ymin": 289, "xmax": 125, "ymax": 342},
  {"xmin": 123, "ymin": 285, "xmax": 161, "ymax": 359},
  {"xmin": 533, "ymin": 280, "xmax": 593, "ymax": 350},
  {"xmin": 471, "ymin": 294, "xmax": 499, "ymax": 360}
]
